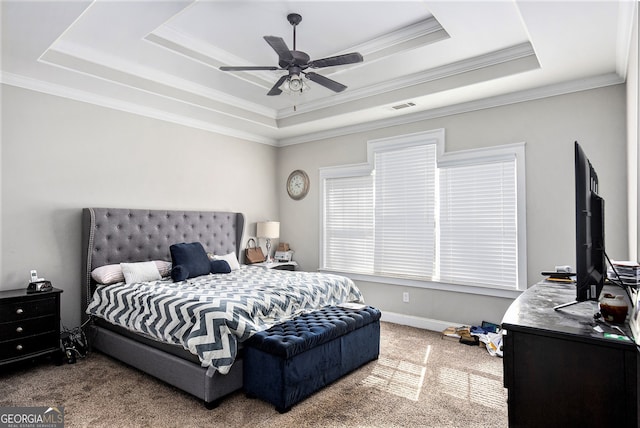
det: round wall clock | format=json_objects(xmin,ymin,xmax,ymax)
[{"xmin": 286, "ymin": 169, "xmax": 310, "ymax": 200}]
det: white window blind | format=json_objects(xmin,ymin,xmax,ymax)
[
  {"xmin": 374, "ymin": 144, "xmax": 437, "ymax": 279},
  {"xmin": 323, "ymin": 174, "xmax": 374, "ymax": 274},
  {"xmin": 320, "ymin": 129, "xmax": 525, "ymax": 293},
  {"xmin": 438, "ymin": 159, "xmax": 518, "ymax": 288}
]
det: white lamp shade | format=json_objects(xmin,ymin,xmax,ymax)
[{"xmin": 257, "ymin": 221, "xmax": 280, "ymax": 239}]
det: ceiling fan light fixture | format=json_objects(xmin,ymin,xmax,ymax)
[
  {"xmin": 285, "ymin": 75, "xmax": 309, "ymax": 94},
  {"xmin": 288, "ymin": 75, "xmax": 303, "ymax": 91}
]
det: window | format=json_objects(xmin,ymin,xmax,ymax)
[
  {"xmin": 373, "ymin": 143, "xmax": 437, "ymax": 279},
  {"xmin": 324, "ymin": 173, "xmax": 374, "ymax": 274},
  {"xmin": 320, "ymin": 129, "xmax": 526, "ymax": 294},
  {"xmin": 438, "ymin": 158, "xmax": 518, "ymax": 288}
]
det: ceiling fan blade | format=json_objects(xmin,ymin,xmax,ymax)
[
  {"xmin": 220, "ymin": 66, "xmax": 279, "ymax": 71},
  {"xmin": 264, "ymin": 36, "xmax": 294, "ymax": 63},
  {"xmin": 267, "ymin": 75, "xmax": 289, "ymax": 96},
  {"xmin": 308, "ymin": 52, "xmax": 363, "ymax": 68},
  {"xmin": 305, "ymin": 72, "xmax": 347, "ymax": 93}
]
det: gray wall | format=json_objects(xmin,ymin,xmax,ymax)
[
  {"xmin": 1, "ymin": 85, "xmax": 279, "ymax": 327},
  {"xmin": 277, "ymin": 85, "xmax": 628, "ymax": 326}
]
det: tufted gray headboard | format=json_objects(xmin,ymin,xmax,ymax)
[{"xmin": 81, "ymin": 207, "xmax": 245, "ymax": 320}]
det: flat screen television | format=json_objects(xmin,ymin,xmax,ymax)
[{"xmin": 555, "ymin": 142, "xmax": 605, "ymax": 310}]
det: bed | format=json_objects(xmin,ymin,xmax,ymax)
[{"xmin": 80, "ymin": 207, "xmax": 363, "ymax": 408}]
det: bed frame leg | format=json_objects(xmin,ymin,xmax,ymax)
[{"xmin": 204, "ymin": 399, "xmax": 221, "ymax": 410}]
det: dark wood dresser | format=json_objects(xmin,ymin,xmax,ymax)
[
  {"xmin": 502, "ymin": 281, "xmax": 638, "ymax": 427},
  {"xmin": 0, "ymin": 288, "xmax": 63, "ymax": 366}
]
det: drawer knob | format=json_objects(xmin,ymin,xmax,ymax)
[
  {"xmin": 16, "ymin": 308, "xmax": 24, "ymax": 315},
  {"xmin": 16, "ymin": 326, "xmax": 23, "ymax": 333},
  {"xmin": 16, "ymin": 344, "xmax": 23, "ymax": 351}
]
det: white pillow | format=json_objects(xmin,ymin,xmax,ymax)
[
  {"xmin": 212, "ymin": 252, "xmax": 240, "ymax": 271},
  {"xmin": 120, "ymin": 261, "xmax": 162, "ymax": 284}
]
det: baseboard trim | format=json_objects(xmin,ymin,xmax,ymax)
[{"xmin": 380, "ymin": 311, "xmax": 460, "ymax": 332}]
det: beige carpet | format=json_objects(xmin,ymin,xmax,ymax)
[{"xmin": 0, "ymin": 322, "xmax": 508, "ymax": 427}]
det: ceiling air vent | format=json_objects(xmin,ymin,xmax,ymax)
[{"xmin": 391, "ymin": 102, "xmax": 416, "ymax": 111}]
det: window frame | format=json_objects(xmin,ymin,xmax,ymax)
[{"xmin": 319, "ymin": 128, "xmax": 527, "ymax": 298}]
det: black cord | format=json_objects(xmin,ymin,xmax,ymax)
[
  {"xmin": 60, "ymin": 319, "xmax": 90, "ymax": 359},
  {"xmin": 603, "ymin": 251, "xmax": 640, "ymax": 348},
  {"xmin": 604, "ymin": 251, "xmax": 633, "ymax": 303},
  {"xmin": 603, "ymin": 251, "xmax": 624, "ymax": 286}
]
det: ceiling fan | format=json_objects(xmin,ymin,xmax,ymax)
[{"xmin": 220, "ymin": 13, "xmax": 363, "ymax": 96}]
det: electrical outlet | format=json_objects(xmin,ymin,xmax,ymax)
[{"xmin": 402, "ymin": 292, "xmax": 409, "ymax": 303}]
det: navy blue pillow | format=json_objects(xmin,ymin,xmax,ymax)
[
  {"xmin": 210, "ymin": 259, "xmax": 231, "ymax": 274},
  {"xmin": 171, "ymin": 265, "xmax": 189, "ymax": 282},
  {"xmin": 169, "ymin": 242, "xmax": 210, "ymax": 280}
]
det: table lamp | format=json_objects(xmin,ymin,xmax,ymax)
[{"xmin": 257, "ymin": 221, "xmax": 280, "ymax": 263}]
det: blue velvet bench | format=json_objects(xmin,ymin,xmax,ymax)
[{"xmin": 243, "ymin": 305, "xmax": 381, "ymax": 413}]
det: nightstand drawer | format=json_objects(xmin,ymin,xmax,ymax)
[
  {"xmin": 0, "ymin": 297, "xmax": 56, "ymax": 322},
  {"xmin": 0, "ymin": 316, "xmax": 57, "ymax": 341},
  {"xmin": 0, "ymin": 332, "xmax": 59, "ymax": 361}
]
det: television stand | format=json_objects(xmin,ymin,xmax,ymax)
[{"xmin": 502, "ymin": 281, "xmax": 638, "ymax": 427}]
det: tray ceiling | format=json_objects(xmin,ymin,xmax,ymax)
[{"xmin": 1, "ymin": 1, "xmax": 635, "ymax": 145}]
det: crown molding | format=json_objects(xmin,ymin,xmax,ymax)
[
  {"xmin": 277, "ymin": 42, "xmax": 536, "ymax": 119},
  {"xmin": 145, "ymin": 27, "xmax": 278, "ymax": 90},
  {"xmin": 276, "ymin": 73, "xmax": 624, "ymax": 146},
  {"xmin": 0, "ymin": 71, "xmax": 277, "ymax": 146},
  {"xmin": 48, "ymin": 39, "xmax": 277, "ymax": 120},
  {"xmin": 339, "ymin": 16, "xmax": 447, "ymax": 58},
  {"xmin": 615, "ymin": 0, "xmax": 637, "ymax": 78},
  {"xmin": 0, "ymin": 70, "xmax": 623, "ymax": 149}
]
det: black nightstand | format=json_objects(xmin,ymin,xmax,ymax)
[{"xmin": 0, "ymin": 288, "xmax": 63, "ymax": 366}]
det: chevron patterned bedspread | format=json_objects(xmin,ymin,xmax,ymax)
[{"xmin": 86, "ymin": 266, "xmax": 363, "ymax": 374}]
